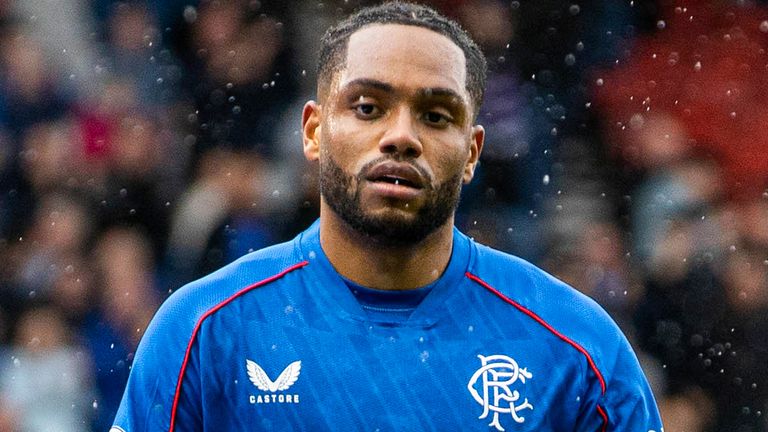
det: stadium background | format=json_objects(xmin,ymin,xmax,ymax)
[{"xmin": 0, "ymin": 0, "xmax": 766, "ymax": 430}]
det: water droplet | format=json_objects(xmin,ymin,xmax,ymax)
[
  {"xmin": 657, "ymin": 20, "xmax": 666, "ymax": 29},
  {"xmin": 542, "ymin": 174, "xmax": 550, "ymax": 185},
  {"xmin": 694, "ymin": 61, "xmax": 701, "ymax": 71},
  {"xmin": 92, "ymin": 400, "xmax": 98, "ymax": 409},
  {"xmin": 564, "ymin": 53, "xmax": 576, "ymax": 66},
  {"xmin": 183, "ymin": 6, "xmax": 198, "ymax": 23},
  {"xmin": 595, "ymin": 78, "xmax": 604, "ymax": 86},
  {"xmin": 760, "ymin": 21, "xmax": 768, "ymax": 33},
  {"xmin": 468, "ymin": 325, "xmax": 474, "ymax": 332},
  {"xmin": 569, "ymin": 4, "xmax": 581, "ymax": 15},
  {"xmin": 308, "ymin": 251, "xmax": 317, "ymax": 259},
  {"xmin": 419, "ymin": 350, "xmax": 429, "ymax": 362}
]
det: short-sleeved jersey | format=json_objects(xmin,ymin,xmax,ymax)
[{"xmin": 112, "ymin": 221, "xmax": 662, "ymax": 431}]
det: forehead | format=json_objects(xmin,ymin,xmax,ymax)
[{"xmin": 337, "ymin": 24, "xmax": 467, "ymax": 97}]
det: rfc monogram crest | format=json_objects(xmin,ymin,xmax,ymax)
[{"xmin": 467, "ymin": 354, "xmax": 533, "ymax": 431}]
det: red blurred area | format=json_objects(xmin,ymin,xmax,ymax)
[{"xmin": 594, "ymin": 0, "xmax": 768, "ymax": 200}]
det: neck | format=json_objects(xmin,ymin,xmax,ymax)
[{"xmin": 318, "ymin": 203, "xmax": 455, "ymax": 290}]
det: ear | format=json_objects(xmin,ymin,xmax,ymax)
[
  {"xmin": 463, "ymin": 125, "xmax": 484, "ymax": 184},
  {"xmin": 302, "ymin": 101, "xmax": 322, "ymax": 161}
]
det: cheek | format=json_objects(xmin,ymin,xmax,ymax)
[{"xmin": 428, "ymin": 143, "xmax": 470, "ymax": 181}]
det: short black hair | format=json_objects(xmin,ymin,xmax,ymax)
[{"xmin": 317, "ymin": 1, "xmax": 487, "ymax": 119}]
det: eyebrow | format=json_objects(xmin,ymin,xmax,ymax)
[{"xmin": 341, "ymin": 78, "xmax": 467, "ymax": 106}]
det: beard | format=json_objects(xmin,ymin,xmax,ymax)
[{"xmin": 319, "ymin": 152, "xmax": 463, "ymax": 247}]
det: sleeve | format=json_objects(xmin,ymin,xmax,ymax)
[
  {"xmin": 575, "ymin": 332, "xmax": 664, "ymax": 432},
  {"xmin": 110, "ymin": 295, "xmax": 204, "ymax": 432}
]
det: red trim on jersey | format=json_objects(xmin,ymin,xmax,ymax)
[
  {"xmin": 465, "ymin": 272, "xmax": 610, "ymax": 430},
  {"xmin": 597, "ymin": 404, "xmax": 609, "ymax": 432},
  {"xmin": 169, "ymin": 261, "xmax": 309, "ymax": 431}
]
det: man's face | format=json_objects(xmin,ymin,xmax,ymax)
[{"xmin": 303, "ymin": 24, "xmax": 484, "ymax": 245}]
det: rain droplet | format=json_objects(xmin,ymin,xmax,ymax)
[
  {"xmin": 564, "ymin": 53, "xmax": 576, "ymax": 66},
  {"xmin": 657, "ymin": 20, "xmax": 666, "ymax": 29},
  {"xmin": 183, "ymin": 6, "xmax": 198, "ymax": 23},
  {"xmin": 92, "ymin": 400, "xmax": 98, "ymax": 409},
  {"xmin": 232, "ymin": 106, "xmax": 242, "ymax": 115},
  {"xmin": 694, "ymin": 61, "xmax": 701, "ymax": 71},
  {"xmin": 542, "ymin": 174, "xmax": 550, "ymax": 185},
  {"xmin": 761, "ymin": 21, "xmax": 768, "ymax": 33},
  {"xmin": 569, "ymin": 4, "xmax": 581, "ymax": 15},
  {"xmin": 596, "ymin": 78, "xmax": 604, "ymax": 86}
]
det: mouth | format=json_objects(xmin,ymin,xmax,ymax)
[
  {"xmin": 364, "ymin": 161, "xmax": 426, "ymax": 190},
  {"xmin": 372, "ymin": 175, "xmax": 419, "ymax": 188}
]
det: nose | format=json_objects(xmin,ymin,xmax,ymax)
[{"xmin": 378, "ymin": 107, "xmax": 422, "ymax": 158}]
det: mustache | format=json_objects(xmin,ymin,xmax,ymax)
[{"xmin": 356, "ymin": 156, "xmax": 433, "ymax": 187}]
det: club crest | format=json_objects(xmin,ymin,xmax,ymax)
[{"xmin": 467, "ymin": 354, "xmax": 534, "ymax": 431}]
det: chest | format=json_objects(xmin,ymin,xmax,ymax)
[{"xmin": 192, "ymin": 315, "xmax": 587, "ymax": 432}]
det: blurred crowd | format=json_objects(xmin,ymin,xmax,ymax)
[{"xmin": 0, "ymin": 0, "xmax": 765, "ymax": 431}]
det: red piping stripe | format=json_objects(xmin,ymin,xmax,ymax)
[
  {"xmin": 169, "ymin": 261, "xmax": 309, "ymax": 431},
  {"xmin": 597, "ymin": 405, "xmax": 609, "ymax": 432},
  {"xmin": 465, "ymin": 272, "xmax": 610, "ymax": 430}
]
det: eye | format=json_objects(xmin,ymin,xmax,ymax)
[
  {"xmin": 423, "ymin": 110, "xmax": 452, "ymax": 127},
  {"xmin": 352, "ymin": 102, "xmax": 381, "ymax": 119}
]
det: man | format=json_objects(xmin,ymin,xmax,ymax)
[{"xmin": 112, "ymin": 2, "xmax": 662, "ymax": 431}]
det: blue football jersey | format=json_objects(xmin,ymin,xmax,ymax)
[{"xmin": 112, "ymin": 221, "xmax": 662, "ymax": 431}]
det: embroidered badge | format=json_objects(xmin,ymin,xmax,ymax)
[{"xmin": 467, "ymin": 354, "xmax": 533, "ymax": 431}]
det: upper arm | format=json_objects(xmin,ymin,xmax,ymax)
[{"xmin": 111, "ymin": 299, "xmax": 203, "ymax": 432}]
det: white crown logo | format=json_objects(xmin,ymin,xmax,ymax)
[{"xmin": 246, "ymin": 359, "xmax": 302, "ymax": 392}]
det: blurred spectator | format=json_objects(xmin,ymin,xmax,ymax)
[
  {"xmin": 183, "ymin": 0, "xmax": 297, "ymax": 159},
  {"xmin": 165, "ymin": 148, "xmax": 278, "ymax": 285},
  {"xmin": 81, "ymin": 226, "xmax": 160, "ymax": 430},
  {"xmin": 103, "ymin": 1, "xmax": 184, "ymax": 106},
  {"xmin": 0, "ymin": 27, "xmax": 71, "ymax": 137},
  {"xmin": 454, "ymin": 0, "xmax": 547, "ymax": 259},
  {"xmin": 658, "ymin": 386, "xmax": 716, "ymax": 432},
  {"xmin": 12, "ymin": 0, "xmax": 100, "ymax": 97},
  {"xmin": 0, "ymin": 305, "xmax": 95, "ymax": 432}
]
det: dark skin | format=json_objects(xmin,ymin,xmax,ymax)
[{"xmin": 302, "ymin": 24, "xmax": 485, "ymax": 290}]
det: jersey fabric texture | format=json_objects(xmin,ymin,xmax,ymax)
[{"xmin": 112, "ymin": 220, "xmax": 662, "ymax": 431}]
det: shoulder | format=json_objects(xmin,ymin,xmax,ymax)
[
  {"xmin": 467, "ymin": 241, "xmax": 609, "ymax": 324},
  {"xmin": 159, "ymin": 237, "xmax": 308, "ymax": 332},
  {"xmin": 466, "ymin": 241, "xmax": 625, "ymax": 375}
]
